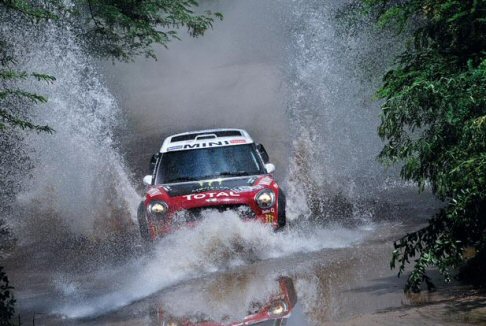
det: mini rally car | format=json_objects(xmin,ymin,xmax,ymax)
[{"xmin": 137, "ymin": 128, "xmax": 286, "ymax": 241}]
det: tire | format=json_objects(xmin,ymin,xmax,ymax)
[
  {"xmin": 277, "ymin": 190, "xmax": 286, "ymax": 229},
  {"xmin": 137, "ymin": 201, "xmax": 152, "ymax": 242}
]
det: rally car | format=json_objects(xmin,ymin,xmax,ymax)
[{"xmin": 137, "ymin": 128, "xmax": 286, "ymax": 241}]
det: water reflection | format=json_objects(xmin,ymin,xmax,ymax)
[
  {"xmin": 147, "ymin": 276, "xmax": 297, "ymax": 326},
  {"xmin": 38, "ymin": 268, "xmax": 304, "ymax": 325}
]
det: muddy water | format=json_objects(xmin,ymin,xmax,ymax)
[{"xmin": 7, "ymin": 194, "xmax": 482, "ymax": 326}]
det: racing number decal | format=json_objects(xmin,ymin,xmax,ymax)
[{"xmin": 265, "ymin": 214, "xmax": 274, "ymax": 223}]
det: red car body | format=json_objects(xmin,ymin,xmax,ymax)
[
  {"xmin": 143, "ymin": 175, "xmax": 282, "ymax": 240},
  {"xmin": 138, "ymin": 129, "xmax": 286, "ymax": 241}
]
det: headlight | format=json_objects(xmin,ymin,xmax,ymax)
[
  {"xmin": 148, "ymin": 201, "xmax": 169, "ymax": 216},
  {"xmin": 255, "ymin": 189, "xmax": 276, "ymax": 209},
  {"xmin": 268, "ymin": 300, "xmax": 288, "ymax": 317}
]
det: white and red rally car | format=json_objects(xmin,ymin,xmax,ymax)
[{"xmin": 137, "ymin": 129, "xmax": 286, "ymax": 241}]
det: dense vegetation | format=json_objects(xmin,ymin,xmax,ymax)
[
  {"xmin": 0, "ymin": 0, "xmax": 221, "ymax": 133},
  {"xmin": 361, "ymin": 0, "xmax": 486, "ymax": 291}
]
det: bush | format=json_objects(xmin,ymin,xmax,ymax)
[{"xmin": 360, "ymin": 0, "xmax": 486, "ymax": 291}]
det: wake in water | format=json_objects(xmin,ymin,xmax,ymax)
[{"xmin": 52, "ymin": 211, "xmax": 374, "ymax": 318}]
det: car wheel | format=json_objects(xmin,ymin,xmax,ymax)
[
  {"xmin": 277, "ymin": 191, "xmax": 286, "ymax": 229},
  {"xmin": 137, "ymin": 201, "xmax": 152, "ymax": 242}
]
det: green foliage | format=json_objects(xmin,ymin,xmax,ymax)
[
  {"xmin": 0, "ymin": 266, "xmax": 15, "ymax": 326},
  {"xmin": 0, "ymin": 38, "xmax": 55, "ymax": 132},
  {"xmin": 0, "ymin": 0, "xmax": 222, "ymax": 60},
  {"xmin": 0, "ymin": 0, "xmax": 222, "ymax": 132},
  {"xmin": 0, "ymin": 0, "xmax": 63, "ymax": 20},
  {"xmin": 82, "ymin": 0, "xmax": 223, "ymax": 60},
  {"xmin": 362, "ymin": 0, "xmax": 486, "ymax": 291}
]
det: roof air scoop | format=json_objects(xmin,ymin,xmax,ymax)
[{"xmin": 195, "ymin": 134, "xmax": 217, "ymax": 140}]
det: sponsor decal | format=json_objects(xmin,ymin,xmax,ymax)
[
  {"xmin": 265, "ymin": 214, "xmax": 274, "ymax": 223},
  {"xmin": 181, "ymin": 139, "xmax": 247, "ymax": 150},
  {"xmin": 167, "ymin": 145, "xmax": 183, "ymax": 151},
  {"xmin": 232, "ymin": 186, "xmax": 255, "ymax": 193},
  {"xmin": 230, "ymin": 139, "xmax": 247, "ymax": 144},
  {"xmin": 259, "ymin": 176, "xmax": 273, "ymax": 186},
  {"xmin": 192, "ymin": 186, "xmax": 229, "ymax": 194},
  {"xmin": 147, "ymin": 188, "xmax": 162, "ymax": 196},
  {"xmin": 183, "ymin": 191, "xmax": 240, "ymax": 201}
]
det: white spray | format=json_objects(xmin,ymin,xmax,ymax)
[
  {"xmin": 53, "ymin": 211, "xmax": 373, "ymax": 318},
  {"xmin": 3, "ymin": 14, "xmax": 140, "ymax": 238}
]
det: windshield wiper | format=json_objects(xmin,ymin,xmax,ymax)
[
  {"xmin": 167, "ymin": 175, "xmax": 220, "ymax": 183},
  {"xmin": 217, "ymin": 171, "xmax": 249, "ymax": 176},
  {"xmin": 166, "ymin": 177, "xmax": 198, "ymax": 183},
  {"xmin": 167, "ymin": 172, "xmax": 249, "ymax": 183}
]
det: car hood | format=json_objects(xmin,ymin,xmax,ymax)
[{"xmin": 161, "ymin": 176, "xmax": 260, "ymax": 197}]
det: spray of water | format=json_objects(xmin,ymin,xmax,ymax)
[
  {"xmin": 52, "ymin": 212, "xmax": 373, "ymax": 318},
  {"xmin": 282, "ymin": 0, "xmax": 409, "ymax": 221},
  {"xmin": 1, "ymin": 13, "xmax": 140, "ymax": 239}
]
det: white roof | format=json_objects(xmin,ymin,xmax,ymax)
[{"xmin": 160, "ymin": 128, "xmax": 254, "ymax": 153}]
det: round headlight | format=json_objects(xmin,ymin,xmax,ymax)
[
  {"xmin": 255, "ymin": 189, "xmax": 276, "ymax": 209},
  {"xmin": 148, "ymin": 201, "xmax": 169, "ymax": 216}
]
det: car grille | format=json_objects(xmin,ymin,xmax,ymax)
[{"xmin": 176, "ymin": 205, "xmax": 256, "ymax": 224}]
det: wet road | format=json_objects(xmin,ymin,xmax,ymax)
[{"xmin": 6, "ymin": 193, "xmax": 485, "ymax": 326}]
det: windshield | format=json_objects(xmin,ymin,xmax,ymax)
[{"xmin": 155, "ymin": 144, "xmax": 265, "ymax": 184}]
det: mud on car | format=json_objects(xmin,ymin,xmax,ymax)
[{"xmin": 137, "ymin": 129, "xmax": 286, "ymax": 241}]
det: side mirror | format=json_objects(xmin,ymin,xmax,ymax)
[
  {"xmin": 143, "ymin": 175, "xmax": 153, "ymax": 186},
  {"xmin": 256, "ymin": 144, "xmax": 270, "ymax": 163},
  {"xmin": 265, "ymin": 163, "xmax": 276, "ymax": 174},
  {"xmin": 149, "ymin": 153, "xmax": 159, "ymax": 173}
]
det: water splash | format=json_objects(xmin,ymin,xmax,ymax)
[
  {"xmin": 281, "ymin": 0, "xmax": 406, "ymax": 221},
  {"xmin": 53, "ymin": 211, "xmax": 373, "ymax": 318},
  {"xmin": 1, "ymin": 14, "xmax": 140, "ymax": 239}
]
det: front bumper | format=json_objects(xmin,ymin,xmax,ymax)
[{"xmin": 147, "ymin": 204, "xmax": 278, "ymax": 239}]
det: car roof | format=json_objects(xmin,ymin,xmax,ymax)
[{"xmin": 160, "ymin": 128, "xmax": 254, "ymax": 153}]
